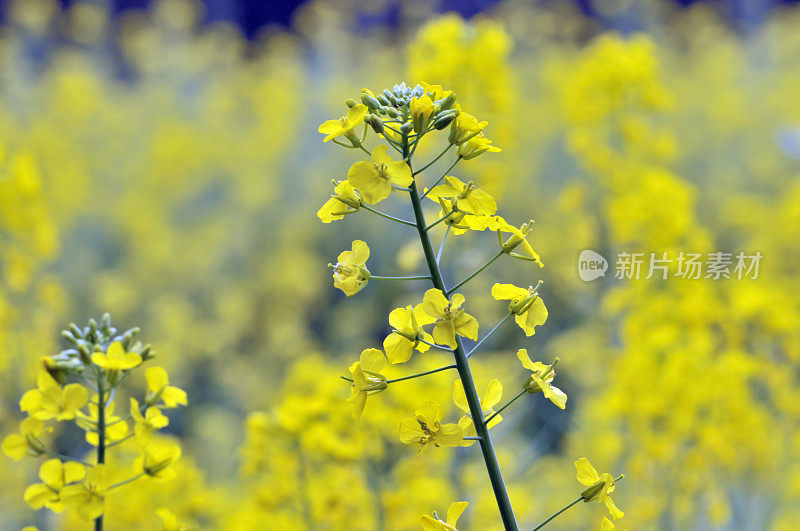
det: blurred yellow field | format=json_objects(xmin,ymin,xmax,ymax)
[{"xmin": 1, "ymin": 0, "xmax": 799, "ymax": 529}]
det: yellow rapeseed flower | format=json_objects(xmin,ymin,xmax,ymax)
[
  {"xmin": 421, "ymin": 289, "xmax": 479, "ymax": 348},
  {"xmin": 575, "ymin": 457, "xmax": 624, "ymax": 520},
  {"xmin": 20, "ymin": 371, "xmax": 88, "ymax": 421},
  {"xmin": 347, "ymin": 348, "xmax": 388, "ymax": 419},
  {"xmin": 449, "ymin": 112, "xmax": 487, "ymax": 145},
  {"xmin": 135, "ymin": 438, "xmax": 182, "ymax": 480},
  {"xmin": 317, "ymin": 179, "xmax": 362, "ymax": 223},
  {"xmin": 91, "ymin": 341, "xmax": 141, "ymax": 371},
  {"xmin": 456, "ymin": 133, "xmax": 501, "ymax": 159},
  {"xmin": 318, "ymin": 103, "xmax": 367, "ymax": 144},
  {"xmin": 330, "ymin": 240, "xmax": 370, "ymax": 296},
  {"xmin": 146, "ymin": 367, "xmax": 188, "ymax": 408},
  {"xmin": 497, "ymin": 220, "xmax": 543, "ymax": 265},
  {"xmin": 76, "ymin": 398, "xmax": 129, "ymax": 446},
  {"xmin": 23, "ymin": 458, "xmax": 85, "ymax": 513},
  {"xmin": 399, "ymin": 401, "xmax": 462, "ymax": 453},
  {"xmin": 60, "ymin": 464, "xmax": 110, "ymax": 520},
  {"xmin": 425, "ymin": 175, "xmax": 497, "ymax": 216},
  {"xmin": 1, "ymin": 417, "xmax": 52, "ymax": 460},
  {"xmin": 130, "ymin": 397, "xmax": 169, "ymax": 443},
  {"xmin": 410, "ymin": 94, "xmax": 436, "ymax": 133},
  {"xmin": 517, "ymin": 350, "xmax": 566, "ymax": 409},
  {"xmin": 453, "ymin": 379, "xmax": 502, "ymax": 446},
  {"xmin": 491, "ymin": 283, "xmax": 548, "ymax": 336},
  {"xmin": 383, "ymin": 303, "xmax": 436, "ymax": 363},
  {"xmin": 420, "ymin": 501, "xmax": 469, "ymax": 531},
  {"xmin": 346, "ymin": 145, "xmax": 413, "ymax": 204}
]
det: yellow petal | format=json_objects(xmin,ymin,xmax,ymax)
[
  {"xmin": 422, "ymin": 288, "xmax": 449, "ymax": 317},
  {"xmin": 483, "ymin": 379, "xmax": 503, "ymax": 410},
  {"xmin": 491, "ymin": 283, "xmax": 529, "ymax": 301},
  {"xmin": 575, "ymin": 457, "xmax": 600, "ymax": 486},
  {"xmin": 447, "ymin": 501, "xmax": 469, "ymax": 526},
  {"xmin": 416, "ymin": 401, "xmax": 442, "ymax": 423},
  {"xmin": 452, "ymin": 380, "xmax": 469, "ymax": 413},
  {"xmin": 516, "ymin": 349, "xmax": 536, "ymax": 371},
  {"xmin": 146, "ymin": 367, "xmax": 169, "ymax": 393},
  {"xmin": 434, "ymin": 423, "xmax": 463, "ymax": 447},
  {"xmin": 383, "ymin": 333, "xmax": 413, "ymax": 364},
  {"xmin": 359, "ymin": 348, "xmax": 385, "ymax": 372}
]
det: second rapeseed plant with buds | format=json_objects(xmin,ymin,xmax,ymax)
[
  {"xmin": 319, "ymin": 82, "xmax": 624, "ymax": 530},
  {"xmin": 1, "ymin": 315, "xmax": 187, "ymax": 530}
]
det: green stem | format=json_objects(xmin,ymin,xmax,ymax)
[
  {"xmin": 417, "ymin": 338, "xmax": 455, "ymax": 352},
  {"xmin": 404, "ymin": 131, "xmax": 519, "ymax": 530},
  {"xmin": 425, "ymin": 213, "xmax": 451, "ymax": 232},
  {"xmin": 531, "ymin": 496, "xmax": 583, "ymax": 531},
  {"xmin": 413, "ymin": 144, "xmax": 453, "ymax": 176},
  {"xmin": 420, "ymin": 156, "xmax": 462, "ymax": 199},
  {"xmin": 447, "ymin": 251, "xmax": 504, "ymax": 295},
  {"xmin": 42, "ymin": 450, "xmax": 93, "ymax": 466},
  {"xmin": 370, "ymin": 275, "xmax": 431, "ymax": 281},
  {"xmin": 485, "ymin": 389, "xmax": 527, "ymax": 424},
  {"xmin": 386, "ymin": 364, "xmax": 457, "ymax": 384},
  {"xmin": 361, "ymin": 204, "xmax": 416, "ymax": 227},
  {"xmin": 436, "ymin": 225, "xmax": 451, "ymax": 265},
  {"xmin": 107, "ymin": 473, "xmax": 143, "ymax": 491},
  {"xmin": 95, "ymin": 374, "xmax": 106, "ymax": 531},
  {"xmin": 467, "ymin": 312, "xmax": 513, "ymax": 358}
]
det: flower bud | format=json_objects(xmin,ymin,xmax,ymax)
[
  {"xmin": 345, "ymin": 99, "xmax": 358, "ymax": 108},
  {"xmin": 361, "ymin": 91, "xmax": 381, "ymax": 110},
  {"xmin": 439, "ymin": 93, "xmax": 457, "ymax": 110},
  {"xmin": 365, "ymin": 114, "xmax": 384, "ymax": 134},
  {"xmin": 433, "ymin": 110, "xmax": 459, "ymax": 130},
  {"xmin": 400, "ymin": 122, "xmax": 413, "ymax": 134}
]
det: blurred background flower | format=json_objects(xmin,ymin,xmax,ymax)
[{"xmin": 1, "ymin": 0, "xmax": 799, "ymax": 529}]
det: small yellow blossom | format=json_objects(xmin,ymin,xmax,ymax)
[
  {"xmin": 383, "ymin": 303, "xmax": 436, "ymax": 363},
  {"xmin": 425, "ymin": 176, "xmax": 497, "ymax": 216},
  {"xmin": 76, "ymin": 398, "xmax": 130, "ymax": 446},
  {"xmin": 135, "ymin": 438, "xmax": 182, "ymax": 480},
  {"xmin": 60, "ymin": 464, "xmax": 110, "ymax": 520},
  {"xmin": 575, "ymin": 458, "xmax": 624, "ymax": 520},
  {"xmin": 20, "ymin": 371, "xmax": 88, "ymax": 421},
  {"xmin": 422, "ymin": 289, "xmax": 479, "ymax": 348},
  {"xmin": 457, "ymin": 133, "xmax": 501, "ymax": 159},
  {"xmin": 23, "ymin": 458, "xmax": 85, "ymax": 513},
  {"xmin": 346, "ymin": 145, "xmax": 413, "ymax": 204},
  {"xmin": 491, "ymin": 283, "xmax": 548, "ymax": 336},
  {"xmin": 1, "ymin": 417, "xmax": 52, "ymax": 460},
  {"xmin": 453, "ymin": 379, "xmax": 502, "ymax": 446},
  {"xmin": 410, "ymin": 94, "xmax": 436, "ymax": 133},
  {"xmin": 399, "ymin": 401, "xmax": 463, "ymax": 453},
  {"xmin": 130, "ymin": 397, "xmax": 169, "ymax": 443},
  {"xmin": 602, "ymin": 517, "xmax": 615, "ymax": 530},
  {"xmin": 317, "ymin": 179, "xmax": 363, "ymax": 223},
  {"xmin": 497, "ymin": 220, "xmax": 542, "ymax": 265},
  {"xmin": 517, "ymin": 350, "xmax": 567, "ymax": 409},
  {"xmin": 421, "ymin": 501, "xmax": 469, "ymax": 531},
  {"xmin": 449, "ymin": 112, "xmax": 487, "ymax": 145},
  {"xmin": 421, "ymin": 82, "xmax": 454, "ymax": 101},
  {"xmin": 318, "ymin": 103, "xmax": 367, "ymax": 144},
  {"xmin": 330, "ymin": 240, "xmax": 370, "ymax": 296},
  {"xmin": 91, "ymin": 341, "xmax": 141, "ymax": 371},
  {"xmin": 146, "ymin": 367, "xmax": 188, "ymax": 408},
  {"xmin": 347, "ymin": 348, "xmax": 388, "ymax": 419}
]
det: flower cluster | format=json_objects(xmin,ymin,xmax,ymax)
[
  {"xmin": 2, "ymin": 315, "xmax": 187, "ymax": 528},
  {"xmin": 318, "ymin": 82, "xmax": 621, "ymax": 530}
]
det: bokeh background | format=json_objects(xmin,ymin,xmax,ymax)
[{"xmin": 1, "ymin": 0, "xmax": 799, "ymax": 529}]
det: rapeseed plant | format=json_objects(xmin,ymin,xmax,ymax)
[
  {"xmin": 320, "ymin": 82, "xmax": 623, "ymax": 530},
  {"xmin": 2, "ymin": 315, "xmax": 187, "ymax": 529}
]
